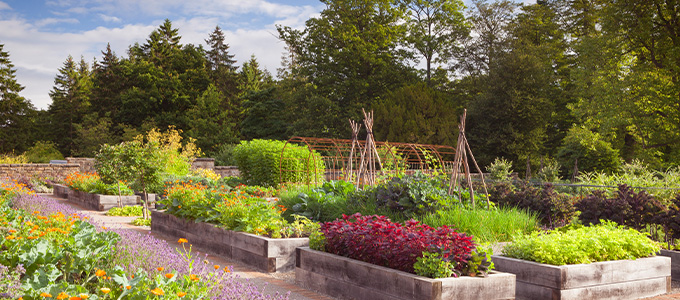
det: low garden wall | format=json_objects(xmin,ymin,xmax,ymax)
[
  {"xmin": 492, "ymin": 255, "xmax": 670, "ymax": 300},
  {"xmin": 151, "ymin": 210, "xmax": 308, "ymax": 272},
  {"xmin": 0, "ymin": 164, "xmax": 80, "ymax": 181},
  {"xmin": 66, "ymin": 157, "xmax": 96, "ymax": 173},
  {"xmin": 296, "ymin": 247, "xmax": 516, "ymax": 300},
  {"xmin": 214, "ymin": 166, "xmax": 240, "ymax": 177}
]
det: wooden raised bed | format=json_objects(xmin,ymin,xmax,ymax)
[
  {"xmin": 492, "ymin": 255, "xmax": 671, "ymax": 300},
  {"xmin": 151, "ymin": 210, "xmax": 308, "ymax": 273},
  {"xmin": 296, "ymin": 247, "xmax": 516, "ymax": 300},
  {"xmin": 53, "ymin": 184, "xmax": 144, "ymax": 211}
]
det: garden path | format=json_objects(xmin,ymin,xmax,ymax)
[{"xmin": 41, "ymin": 194, "xmax": 336, "ymax": 300}]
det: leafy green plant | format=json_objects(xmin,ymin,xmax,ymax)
[
  {"xmin": 487, "ymin": 157, "xmax": 514, "ymax": 182},
  {"xmin": 131, "ymin": 217, "xmax": 151, "ymax": 226},
  {"xmin": 282, "ymin": 180, "xmax": 353, "ymax": 222},
  {"xmin": 414, "ymin": 252, "xmax": 455, "ymax": 278},
  {"xmin": 0, "ymin": 152, "xmax": 28, "ymax": 164},
  {"xmin": 107, "ymin": 206, "xmax": 144, "ymax": 217},
  {"xmin": 233, "ymin": 139, "xmax": 325, "ymax": 187},
  {"xmin": 212, "ymin": 143, "xmax": 238, "ymax": 166},
  {"xmin": 502, "ymin": 221, "xmax": 660, "ymax": 265},
  {"xmin": 490, "ymin": 182, "xmax": 576, "ymax": 228},
  {"xmin": 557, "ymin": 126, "xmax": 621, "ymax": 175},
  {"xmin": 373, "ymin": 172, "xmax": 451, "ymax": 218},
  {"xmin": 537, "ymin": 158, "xmax": 561, "ymax": 182}
]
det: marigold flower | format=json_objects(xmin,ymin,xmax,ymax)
[
  {"xmin": 157, "ymin": 267, "xmax": 164, "ymax": 272},
  {"xmin": 8, "ymin": 229, "xmax": 15, "ymax": 233},
  {"xmin": 177, "ymin": 238, "xmax": 188, "ymax": 244},
  {"xmin": 165, "ymin": 273, "xmax": 174, "ymax": 279},
  {"xmin": 214, "ymin": 265, "xmax": 219, "ymax": 270},
  {"xmin": 40, "ymin": 292, "xmax": 52, "ymax": 298},
  {"xmin": 95, "ymin": 269, "xmax": 106, "ymax": 277},
  {"xmin": 224, "ymin": 266, "xmax": 230, "ymax": 273},
  {"xmin": 5, "ymin": 236, "xmax": 14, "ymax": 240},
  {"xmin": 56, "ymin": 292, "xmax": 69, "ymax": 300},
  {"xmin": 189, "ymin": 274, "xmax": 199, "ymax": 281},
  {"xmin": 69, "ymin": 297, "xmax": 82, "ymax": 300},
  {"xmin": 100, "ymin": 288, "xmax": 111, "ymax": 294},
  {"xmin": 177, "ymin": 292, "xmax": 187, "ymax": 297},
  {"xmin": 126, "ymin": 285, "xmax": 131, "ymax": 290},
  {"xmin": 150, "ymin": 288, "xmax": 164, "ymax": 296},
  {"xmin": 78, "ymin": 294, "xmax": 89, "ymax": 299}
]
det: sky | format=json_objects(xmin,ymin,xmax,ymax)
[{"xmin": 0, "ymin": 0, "xmax": 533, "ymax": 110}]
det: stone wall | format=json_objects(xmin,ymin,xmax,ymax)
[
  {"xmin": 0, "ymin": 164, "xmax": 80, "ymax": 181},
  {"xmin": 191, "ymin": 158, "xmax": 215, "ymax": 170},
  {"xmin": 214, "ymin": 166, "xmax": 240, "ymax": 178},
  {"xmin": 66, "ymin": 157, "xmax": 96, "ymax": 173}
]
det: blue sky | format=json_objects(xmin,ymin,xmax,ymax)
[{"xmin": 0, "ymin": 0, "xmax": 532, "ymax": 109}]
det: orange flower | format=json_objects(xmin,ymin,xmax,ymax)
[
  {"xmin": 177, "ymin": 238, "xmax": 188, "ymax": 244},
  {"xmin": 8, "ymin": 229, "xmax": 15, "ymax": 233},
  {"xmin": 150, "ymin": 288, "xmax": 164, "ymax": 296},
  {"xmin": 40, "ymin": 292, "xmax": 52, "ymax": 298},
  {"xmin": 189, "ymin": 274, "xmax": 199, "ymax": 282},
  {"xmin": 56, "ymin": 292, "xmax": 69, "ymax": 300},
  {"xmin": 5, "ymin": 236, "xmax": 14, "ymax": 240},
  {"xmin": 165, "ymin": 273, "xmax": 174, "ymax": 279},
  {"xmin": 95, "ymin": 269, "xmax": 106, "ymax": 277},
  {"xmin": 100, "ymin": 288, "xmax": 111, "ymax": 294},
  {"xmin": 214, "ymin": 265, "xmax": 219, "ymax": 270},
  {"xmin": 177, "ymin": 292, "xmax": 187, "ymax": 297},
  {"xmin": 157, "ymin": 267, "xmax": 164, "ymax": 272},
  {"xmin": 78, "ymin": 294, "xmax": 89, "ymax": 299},
  {"xmin": 126, "ymin": 285, "xmax": 131, "ymax": 290},
  {"xmin": 224, "ymin": 266, "xmax": 230, "ymax": 273},
  {"xmin": 69, "ymin": 297, "xmax": 82, "ymax": 300}
]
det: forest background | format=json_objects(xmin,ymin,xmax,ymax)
[{"xmin": 1, "ymin": 0, "xmax": 678, "ymax": 175}]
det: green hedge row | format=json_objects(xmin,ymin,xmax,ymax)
[{"xmin": 233, "ymin": 139, "xmax": 325, "ymax": 187}]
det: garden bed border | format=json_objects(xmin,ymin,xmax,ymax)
[
  {"xmin": 491, "ymin": 255, "xmax": 670, "ymax": 300},
  {"xmin": 295, "ymin": 247, "xmax": 516, "ymax": 300},
  {"xmin": 151, "ymin": 210, "xmax": 308, "ymax": 273},
  {"xmin": 52, "ymin": 184, "xmax": 145, "ymax": 211}
]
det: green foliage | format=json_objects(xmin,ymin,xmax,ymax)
[
  {"xmin": 537, "ymin": 158, "xmax": 561, "ymax": 182},
  {"xmin": 308, "ymin": 230, "xmax": 326, "ymax": 251},
  {"xmin": 212, "ymin": 143, "xmax": 238, "ymax": 166},
  {"xmin": 503, "ymin": 221, "xmax": 661, "ymax": 265},
  {"xmin": 131, "ymin": 217, "xmax": 151, "ymax": 226},
  {"xmin": 0, "ymin": 43, "xmax": 37, "ymax": 154},
  {"xmin": 459, "ymin": 244, "xmax": 494, "ymax": 277},
  {"xmin": 0, "ymin": 153, "xmax": 28, "ymax": 164},
  {"xmin": 371, "ymin": 172, "xmax": 451, "ymax": 218},
  {"xmin": 489, "ymin": 182, "xmax": 576, "ymax": 228},
  {"xmin": 23, "ymin": 141, "xmax": 64, "ymax": 163},
  {"xmin": 374, "ymin": 83, "xmax": 458, "ymax": 146},
  {"xmin": 419, "ymin": 206, "xmax": 539, "ymax": 243},
  {"xmin": 233, "ymin": 139, "xmax": 325, "ymax": 187},
  {"xmin": 240, "ymin": 88, "xmax": 289, "ymax": 140},
  {"xmin": 281, "ymin": 180, "xmax": 354, "ymax": 222},
  {"xmin": 106, "ymin": 206, "xmax": 144, "ymax": 217},
  {"xmin": 557, "ymin": 126, "xmax": 621, "ymax": 174},
  {"xmin": 487, "ymin": 158, "xmax": 513, "ymax": 182},
  {"xmin": 414, "ymin": 251, "xmax": 455, "ymax": 278}
]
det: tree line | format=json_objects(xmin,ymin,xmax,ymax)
[{"xmin": 1, "ymin": 0, "xmax": 679, "ymax": 174}]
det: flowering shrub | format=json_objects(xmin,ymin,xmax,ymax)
[{"xmin": 320, "ymin": 213, "xmax": 475, "ymax": 276}]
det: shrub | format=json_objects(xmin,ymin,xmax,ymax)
[
  {"xmin": 212, "ymin": 143, "xmax": 238, "ymax": 166},
  {"xmin": 537, "ymin": 158, "xmax": 561, "ymax": 182},
  {"xmin": 23, "ymin": 141, "xmax": 64, "ymax": 163},
  {"xmin": 487, "ymin": 158, "xmax": 513, "ymax": 182},
  {"xmin": 106, "ymin": 206, "xmax": 144, "ymax": 217},
  {"xmin": 136, "ymin": 126, "xmax": 201, "ymax": 177},
  {"xmin": 503, "ymin": 221, "xmax": 660, "ymax": 265},
  {"xmin": 320, "ymin": 213, "xmax": 475, "ymax": 275},
  {"xmin": 233, "ymin": 139, "xmax": 325, "ymax": 187},
  {"xmin": 576, "ymin": 184, "xmax": 666, "ymax": 231},
  {"xmin": 490, "ymin": 182, "xmax": 575, "ymax": 228},
  {"xmin": 0, "ymin": 153, "xmax": 28, "ymax": 164},
  {"xmin": 373, "ymin": 172, "xmax": 451, "ymax": 218},
  {"xmin": 281, "ymin": 180, "xmax": 353, "ymax": 222}
]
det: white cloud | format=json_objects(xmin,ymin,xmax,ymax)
[
  {"xmin": 35, "ymin": 18, "xmax": 79, "ymax": 28},
  {"xmin": 98, "ymin": 14, "xmax": 121, "ymax": 23},
  {"xmin": 0, "ymin": 1, "xmax": 11, "ymax": 10}
]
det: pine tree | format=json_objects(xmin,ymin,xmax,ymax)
[{"xmin": 0, "ymin": 43, "xmax": 36, "ymax": 152}]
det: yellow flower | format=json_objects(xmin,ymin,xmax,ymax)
[
  {"xmin": 165, "ymin": 273, "xmax": 174, "ymax": 279},
  {"xmin": 100, "ymin": 288, "xmax": 111, "ymax": 294},
  {"xmin": 189, "ymin": 274, "xmax": 199, "ymax": 282},
  {"xmin": 5, "ymin": 236, "xmax": 14, "ymax": 240},
  {"xmin": 40, "ymin": 292, "xmax": 52, "ymax": 298},
  {"xmin": 177, "ymin": 292, "xmax": 187, "ymax": 297},
  {"xmin": 150, "ymin": 288, "xmax": 164, "ymax": 296},
  {"xmin": 177, "ymin": 238, "xmax": 188, "ymax": 244},
  {"xmin": 79, "ymin": 294, "xmax": 89, "ymax": 299},
  {"xmin": 56, "ymin": 292, "xmax": 69, "ymax": 300}
]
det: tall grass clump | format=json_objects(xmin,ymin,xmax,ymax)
[{"xmin": 419, "ymin": 206, "xmax": 540, "ymax": 244}]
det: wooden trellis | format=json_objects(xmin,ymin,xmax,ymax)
[
  {"xmin": 280, "ymin": 137, "xmax": 457, "ymax": 186},
  {"xmin": 448, "ymin": 109, "xmax": 490, "ymax": 208}
]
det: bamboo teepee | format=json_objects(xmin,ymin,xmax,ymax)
[
  {"xmin": 356, "ymin": 109, "xmax": 382, "ymax": 187},
  {"xmin": 448, "ymin": 109, "xmax": 490, "ymax": 209},
  {"xmin": 346, "ymin": 119, "xmax": 363, "ymax": 183}
]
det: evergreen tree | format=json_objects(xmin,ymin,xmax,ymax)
[
  {"xmin": 48, "ymin": 55, "xmax": 91, "ymax": 156},
  {"xmin": 0, "ymin": 43, "xmax": 36, "ymax": 153}
]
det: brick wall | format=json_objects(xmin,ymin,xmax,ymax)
[
  {"xmin": 191, "ymin": 158, "xmax": 215, "ymax": 170},
  {"xmin": 66, "ymin": 157, "xmax": 96, "ymax": 173},
  {"xmin": 214, "ymin": 166, "xmax": 240, "ymax": 178},
  {"xmin": 0, "ymin": 164, "xmax": 80, "ymax": 181}
]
